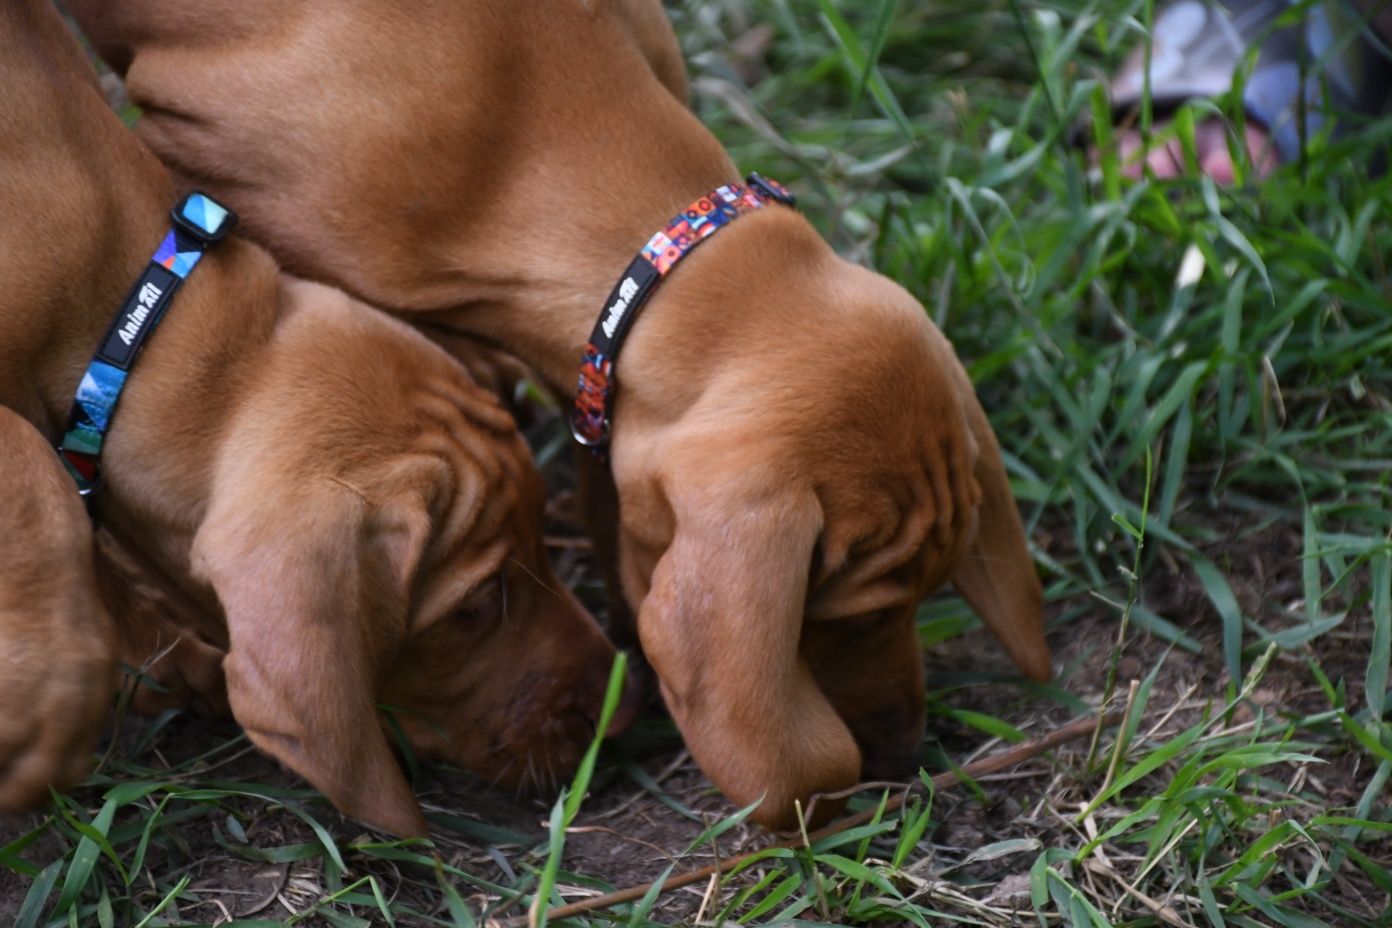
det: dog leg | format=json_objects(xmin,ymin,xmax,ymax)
[{"xmin": 0, "ymin": 407, "xmax": 116, "ymax": 810}]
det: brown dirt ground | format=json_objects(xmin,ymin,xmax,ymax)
[{"xmin": 2, "ymin": 430, "xmax": 1387, "ymax": 926}]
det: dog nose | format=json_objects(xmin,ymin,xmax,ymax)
[
  {"xmin": 606, "ymin": 670, "xmax": 641, "ymax": 736},
  {"xmin": 581, "ymin": 664, "xmax": 641, "ymax": 737}
]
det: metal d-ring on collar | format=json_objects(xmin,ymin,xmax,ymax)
[
  {"xmin": 570, "ymin": 172, "xmax": 796, "ymax": 459},
  {"xmin": 57, "ymin": 191, "xmax": 237, "ymax": 500}
]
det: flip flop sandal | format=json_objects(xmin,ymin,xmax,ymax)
[{"xmin": 1108, "ymin": 0, "xmax": 1392, "ymax": 164}]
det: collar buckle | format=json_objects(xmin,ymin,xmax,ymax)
[
  {"xmin": 169, "ymin": 192, "xmax": 237, "ymax": 245},
  {"xmin": 570, "ymin": 412, "xmax": 610, "ymax": 449},
  {"xmin": 746, "ymin": 172, "xmax": 797, "ymax": 207}
]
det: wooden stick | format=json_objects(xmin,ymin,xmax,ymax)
[{"xmin": 492, "ymin": 709, "xmax": 1125, "ymax": 928}]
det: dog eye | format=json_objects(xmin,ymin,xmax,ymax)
[{"xmin": 455, "ymin": 579, "xmax": 504, "ymax": 623}]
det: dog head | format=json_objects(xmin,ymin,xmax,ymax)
[
  {"xmin": 613, "ymin": 231, "xmax": 1050, "ymax": 830},
  {"xmin": 192, "ymin": 280, "xmax": 624, "ymax": 837}
]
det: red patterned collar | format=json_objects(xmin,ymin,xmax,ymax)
[{"xmin": 570, "ymin": 173, "xmax": 795, "ymax": 457}]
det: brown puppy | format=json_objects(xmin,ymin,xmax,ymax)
[
  {"xmin": 69, "ymin": 0, "xmax": 1053, "ymax": 828},
  {"xmin": 0, "ymin": 0, "xmax": 622, "ymax": 838}
]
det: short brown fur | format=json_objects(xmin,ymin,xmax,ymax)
[{"xmin": 70, "ymin": 0, "xmax": 1053, "ymax": 829}]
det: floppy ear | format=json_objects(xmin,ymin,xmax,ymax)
[
  {"xmin": 946, "ymin": 366, "xmax": 1053, "ymax": 682},
  {"xmin": 637, "ymin": 487, "xmax": 861, "ymax": 830},
  {"xmin": 192, "ymin": 480, "xmax": 431, "ymax": 838}
]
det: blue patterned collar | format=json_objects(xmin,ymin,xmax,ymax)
[{"xmin": 58, "ymin": 192, "xmax": 236, "ymax": 499}]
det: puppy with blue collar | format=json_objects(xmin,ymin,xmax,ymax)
[{"xmin": 0, "ymin": 0, "xmax": 631, "ymax": 837}]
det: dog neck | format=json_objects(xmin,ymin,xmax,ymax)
[
  {"xmin": 362, "ymin": 10, "xmax": 843, "ymax": 413},
  {"xmin": 397, "ymin": 99, "xmax": 841, "ymax": 420},
  {"xmin": 439, "ymin": 188, "xmax": 832, "ymax": 383},
  {"xmin": 357, "ymin": 89, "xmax": 758, "ymax": 393}
]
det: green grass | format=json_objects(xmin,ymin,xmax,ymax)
[{"xmin": 6, "ymin": 0, "xmax": 1391, "ymax": 924}]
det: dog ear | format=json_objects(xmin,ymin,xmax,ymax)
[
  {"xmin": 947, "ymin": 369, "xmax": 1053, "ymax": 682},
  {"xmin": 193, "ymin": 479, "xmax": 431, "ymax": 838},
  {"xmin": 636, "ymin": 485, "xmax": 861, "ymax": 830}
]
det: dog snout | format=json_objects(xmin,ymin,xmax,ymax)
[{"xmin": 577, "ymin": 662, "xmax": 640, "ymax": 738}]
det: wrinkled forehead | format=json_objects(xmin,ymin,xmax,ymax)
[
  {"xmin": 810, "ymin": 442, "xmax": 982, "ymax": 602},
  {"xmin": 385, "ymin": 423, "xmax": 547, "ymax": 632}
]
